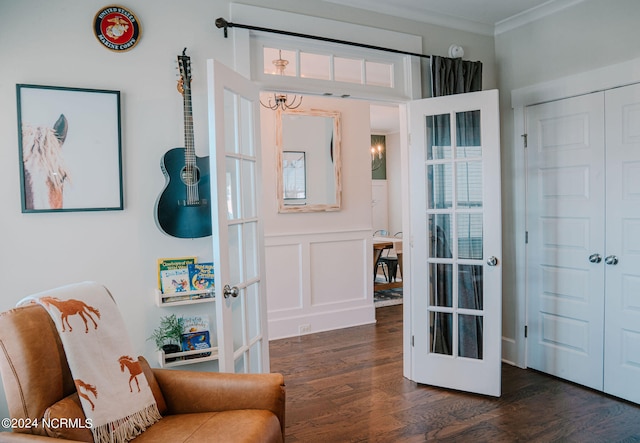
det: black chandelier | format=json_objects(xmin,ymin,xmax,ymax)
[{"xmin": 260, "ymin": 92, "xmax": 303, "ymax": 111}]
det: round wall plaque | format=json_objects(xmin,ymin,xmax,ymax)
[{"xmin": 93, "ymin": 5, "xmax": 141, "ymax": 52}]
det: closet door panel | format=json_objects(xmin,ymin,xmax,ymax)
[
  {"xmin": 604, "ymin": 83, "xmax": 640, "ymax": 404},
  {"xmin": 526, "ymin": 92, "xmax": 606, "ymax": 390}
]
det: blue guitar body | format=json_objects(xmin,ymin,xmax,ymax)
[
  {"xmin": 154, "ymin": 49, "xmax": 212, "ymax": 239},
  {"xmin": 155, "ymin": 147, "xmax": 212, "ymax": 238}
]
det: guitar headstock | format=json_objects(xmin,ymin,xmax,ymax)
[{"xmin": 177, "ymin": 48, "xmax": 191, "ymax": 95}]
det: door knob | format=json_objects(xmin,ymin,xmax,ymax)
[
  {"xmin": 605, "ymin": 255, "xmax": 619, "ymax": 266},
  {"xmin": 486, "ymin": 256, "xmax": 498, "ymax": 266},
  {"xmin": 223, "ymin": 284, "xmax": 240, "ymax": 298},
  {"xmin": 589, "ymin": 253, "xmax": 602, "ymax": 264}
]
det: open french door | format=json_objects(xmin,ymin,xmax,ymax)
[
  {"xmin": 407, "ymin": 89, "xmax": 502, "ymax": 396},
  {"xmin": 207, "ymin": 59, "xmax": 270, "ymax": 373}
]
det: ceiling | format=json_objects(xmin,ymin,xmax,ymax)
[{"xmin": 324, "ymin": 0, "xmax": 584, "ymax": 36}]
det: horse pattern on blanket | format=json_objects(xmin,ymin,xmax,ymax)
[
  {"xmin": 39, "ymin": 297, "xmax": 100, "ymax": 333},
  {"xmin": 21, "ymin": 282, "xmax": 161, "ymax": 443}
]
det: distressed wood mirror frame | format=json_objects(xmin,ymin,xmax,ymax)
[{"xmin": 276, "ymin": 108, "xmax": 342, "ymax": 213}]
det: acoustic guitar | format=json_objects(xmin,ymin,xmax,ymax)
[{"xmin": 155, "ymin": 49, "xmax": 212, "ymax": 238}]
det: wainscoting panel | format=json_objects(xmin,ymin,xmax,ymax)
[
  {"xmin": 265, "ymin": 243, "xmax": 304, "ymax": 311},
  {"xmin": 309, "ymin": 239, "xmax": 366, "ymax": 306},
  {"xmin": 265, "ymin": 230, "xmax": 375, "ymax": 340}
]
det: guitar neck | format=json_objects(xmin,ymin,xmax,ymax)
[{"xmin": 183, "ymin": 88, "xmax": 195, "ymax": 165}]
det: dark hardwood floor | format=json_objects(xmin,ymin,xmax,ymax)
[{"xmin": 269, "ymin": 305, "xmax": 640, "ymax": 442}]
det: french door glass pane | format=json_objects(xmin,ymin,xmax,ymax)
[
  {"xmin": 427, "ymin": 163, "xmax": 452, "ymax": 209},
  {"xmin": 228, "ymin": 224, "xmax": 242, "ymax": 284},
  {"xmin": 224, "ymin": 90, "xmax": 238, "ymax": 154},
  {"xmin": 458, "ymin": 314, "xmax": 483, "ymax": 359},
  {"xmin": 426, "ymin": 114, "xmax": 451, "ymax": 160},
  {"xmin": 456, "ymin": 161, "xmax": 482, "ymax": 208},
  {"xmin": 234, "ymin": 354, "xmax": 245, "ymax": 373},
  {"xmin": 429, "ymin": 263, "xmax": 452, "ymax": 307},
  {"xmin": 429, "ymin": 214, "xmax": 452, "ymax": 258},
  {"xmin": 458, "ymin": 264, "xmax": 483, "ymax": 310},
  {"xmin": 246, "ymin": 283, "xmax": 260, "ymax": 340},
  {"xmin": 457, "ymin": 214, "xmax": 483, "ymax": 259},
  {"xmin": 430, "ymin": 311, "xmax": 452, "ymax": 355},
  {"xmin": 249, "ymin": 342, "xmax": 261, "ymax": 373},
  {"xmin": 242, "ymin": 160, "xmax": 257, "ymax": 218},
  {"xmin": 244, "ymin": 222, "xmax": 258, "ymax": 280},
  {"xmin": 226, "ymin": 158, "xmax": 241, "ymax": 220},
  {"xmin": 456, "ymin": 110, "xmax": 481, "ymax": 149},
  {"xmin": 232, "ymin": 291, "xmax": 245, "ymax": 352},
  {"xmin": 239, "ymin": 97, "xmax": 254, "ymax": 156}
]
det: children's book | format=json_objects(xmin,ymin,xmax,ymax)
[
  {"xmin": 181, "ymin": 316, "xmax": 212, "ymax": 359},
  {"xmin": 160, "ymin": 268, "xmax": 190, "ymax": 294},
  {"xmin": 188, "ymin": 262, "xmax": 215, "ymax": 291},
  {"xmin": 157, "ymin": 256, "xmax": 196, "ymax": 291}
]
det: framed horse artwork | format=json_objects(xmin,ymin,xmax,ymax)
[{"xmin": 16, "ymin": 84, "xmax": 123, "ymax": 212}]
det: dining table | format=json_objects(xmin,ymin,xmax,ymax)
[{"xmin": 373, "ymin": 236, "xmax": 403, "ymax": 291}]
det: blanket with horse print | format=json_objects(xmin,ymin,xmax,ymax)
[{"xmin": 19, "ymin": 282, "xmax": 161, "ymax": 443}]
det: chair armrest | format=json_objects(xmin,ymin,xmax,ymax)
[{"xmin": 152, "ymin": 369, "xmax": 285, "ymax": 435}]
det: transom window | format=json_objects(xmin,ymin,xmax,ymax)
[
  {"xmin": 250, "ymin": 34, "xmax": 414, "ymax": 101},
  {"xmin": 263, "ymin": 46, "xmax": 394, "ymax": 88}
]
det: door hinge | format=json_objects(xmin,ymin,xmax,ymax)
[
  {"xmin": 525, "ymin": 231, "xmax": 529, "ymax": 244},
  {"xmin": 411, "ymin": 335, "xmax": 415, "ymax": 347},
  {"xmin": 524, "ymin": 325, "xmax": 528, "ymax": 338},
  {"xmin": 522, "ymin": 134, "xmax": 528, "ymax": 148}
]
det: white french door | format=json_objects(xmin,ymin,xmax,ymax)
[
  {"xmin": 207, "ymin": 59, "xmax": 270, "ymax": 373},
  {"xmin": 408, "ymin": 89, "xmax": 502, "ymax": 396}
]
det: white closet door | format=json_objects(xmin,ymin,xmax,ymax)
[
  {"xmin": 603, "ymin": 83, "xmax": 640, "ymax": 404},
  {"xmin": 526, "ymin": 92, "xmax": 606, "ymax": 390}
]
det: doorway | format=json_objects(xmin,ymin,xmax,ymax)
[{"xmin": 370, "ymin": 103, "xmax": 404, "ymax": 308}]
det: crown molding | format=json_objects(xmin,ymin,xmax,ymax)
[
  {"xmin": 495, "ymin": 0, "xmax": 585, "ymax": 35},
  {"xmin": 322, "ymin": 0, "xmax": 586, "ymax": 37}
]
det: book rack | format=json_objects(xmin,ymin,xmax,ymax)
[
  {"xmin": 158, "ymin": 346, "xmax": 219, "ymax": 368},
  {"xmin": 154, "ymin": 288, "xmax": 215, "ymax": 307}
]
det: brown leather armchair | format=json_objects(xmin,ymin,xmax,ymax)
[{"xmin": 0, "ymin": 302, "xmax": 285, "ymax": 442}]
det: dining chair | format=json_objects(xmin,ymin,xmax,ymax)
[
  {"xmin": 373, "ymin": 230, "xmax": 390, "ymax": 281},
  {"xmin": 379, "ymin": 232, "xmax": 402, "ymax": 282}
]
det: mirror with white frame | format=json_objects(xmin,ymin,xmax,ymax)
[{"xmin": 276, "ymin": 108, "xmax": 341, "ymax": 213}]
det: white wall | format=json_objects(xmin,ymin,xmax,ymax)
[{"xmin": 495, "ymin": 0, "xmax": 640, "ymax": 366}]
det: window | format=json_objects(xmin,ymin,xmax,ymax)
[{"xmin": 251, "ymin": 34, "xmax": 413, "ymax": 101}]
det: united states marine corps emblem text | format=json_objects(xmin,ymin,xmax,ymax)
[{"xmin": 93, "ymin": 5, "xmax": 141, "ymax": 52}]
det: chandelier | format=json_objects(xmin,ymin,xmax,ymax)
[
  {"xmin": 371, "ymin": 143, "xmax": 384, "ymax": 171},
  {"xmin": 260, "ymin": 50, "xmax": 303, "ymax": 111}
]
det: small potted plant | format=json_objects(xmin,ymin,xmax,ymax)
[{"xmin": 149, "ymin": 314, "xmax": 184, "ymax": 362}]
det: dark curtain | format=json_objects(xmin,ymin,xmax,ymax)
[
  {"xmin": 430, "ymin": 56, "xmax": 483, "ymax": 147},
  {"xmin": 429, "ymin": 55, "xmax": 484, "ymax": 359},
  {"xmin": 430, "ymin": 56, "xmax": 482, "ymax": 96}
]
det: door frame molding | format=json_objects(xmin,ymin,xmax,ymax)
[
  {"xmin": 228, "ymin": 3, "xmax": 421, "ymax": 370},
  {"xmin": 511, "ymin": 55, "xmax": 640, "ymax": 369}
]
